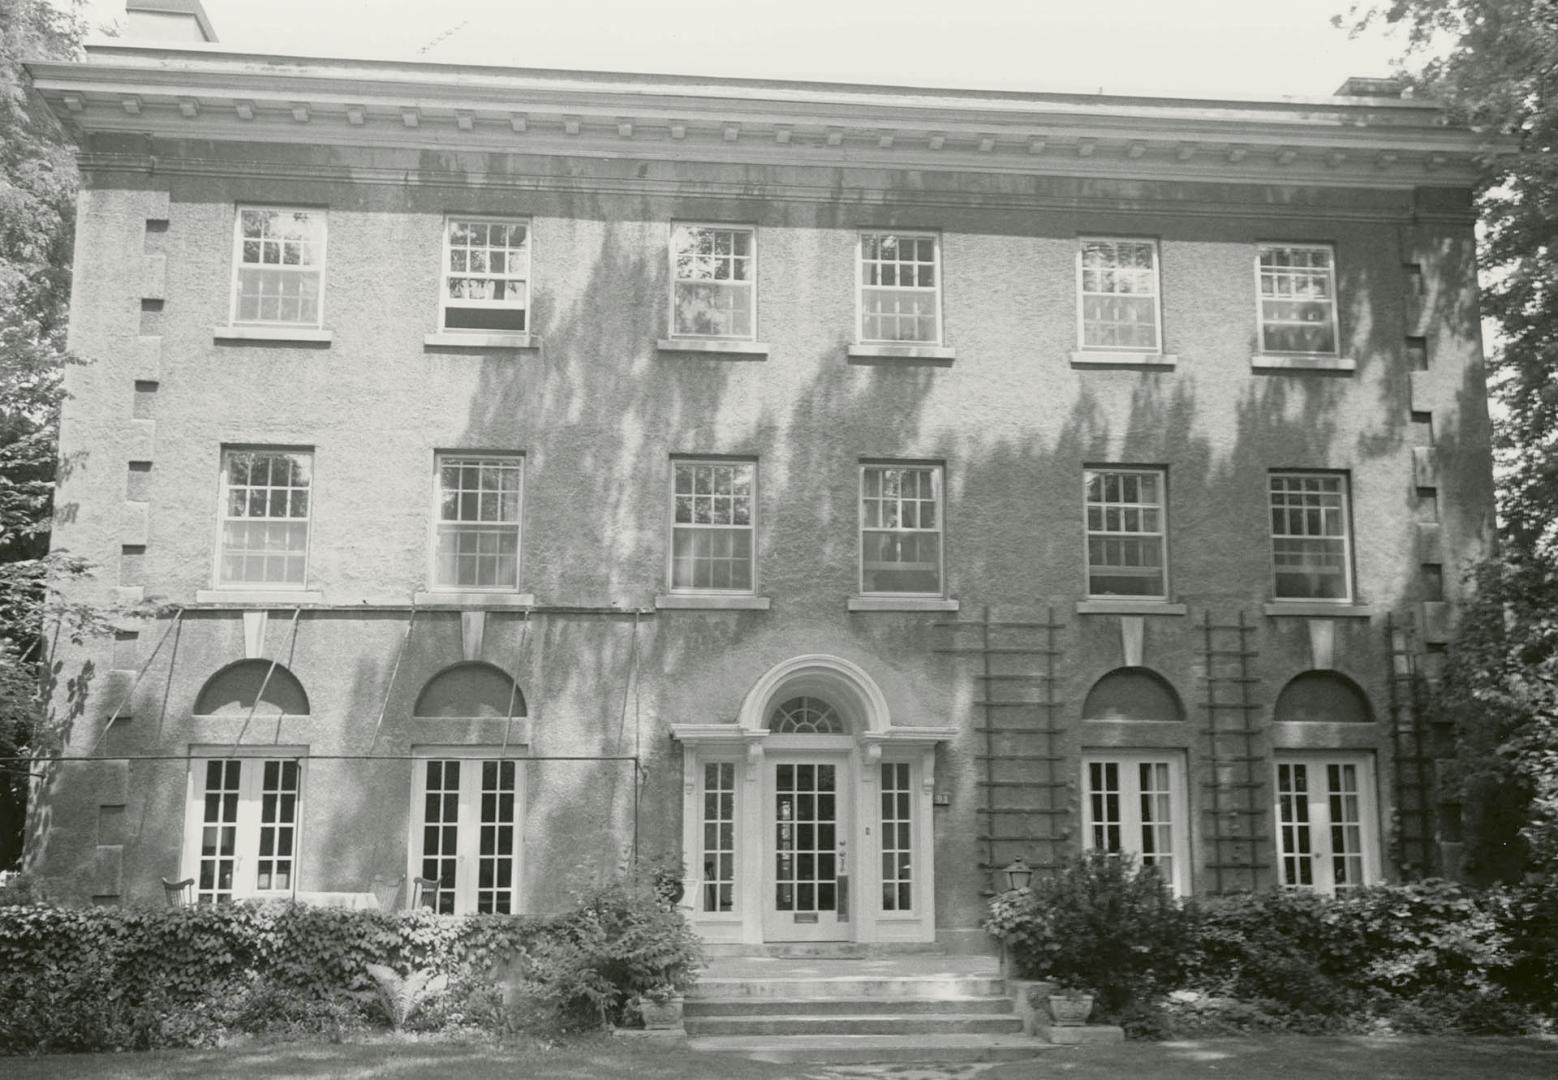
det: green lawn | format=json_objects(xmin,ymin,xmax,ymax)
[{"xmin": 4, "ymin": 1034, "xmax": 1556, "ymax": 1080}]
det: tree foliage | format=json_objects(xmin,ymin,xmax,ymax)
[
  {"xmin": 1344, "ymin": 1, "xmax": 1558, "ymax": 877},
  {"xmin": 0, "ymin": 0, "xmax": 86, "ymax": 869}
]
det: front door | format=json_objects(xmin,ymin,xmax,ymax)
[{"xmin": 763, "ymin": 755, "xmax": 853, "ymax": 941}]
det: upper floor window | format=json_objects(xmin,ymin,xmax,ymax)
[
  {"xmin": 1078, "ymin": 239, "xmax": 1160, "ymax": 351},
  {"xmin": 231, "ymin": 208, "xmax": 325, "ymax": 327},
  {"xmin": 1258, "ymin": 244, "xmax": 1337, "ymax": 355},
  {"xmin": 1085, "ymin": 468, "xmax": 1167, "ymax": 599},
  {"xmin": 670, "ymin": 459, "xmax": 755, "ymax": 593},
  {"xmin": 671, "ymin": 224, "xmax": 755, "ymax": 340},
  {"xmin": 860, "ymin": 463, "xmax": 944, "ymax": 596},
  {"xmin": 218, "ymin": 449, "xmax": 312, "ymax": 588},
  {"xmin": 859, "ymin": 231, "xmax": 940, "ymax": 344},
  {"xmin": 433, "ymin": 454, "xmax": 523, "ymax": 591},
  {"xmin": 1270, "ymin": 472, "xmax": 1352, "ymax": 601},
  {"xmin": 441, "ymin": 217, "xmax": 530, "ymax": 332}
]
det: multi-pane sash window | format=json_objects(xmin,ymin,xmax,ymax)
[
  {"xmin": 218, "ymin": 449, "xmax": 312, "ymax": 588},
  {"xmin": 859, "ymin": 231, "xmax": 940, "ymax": 344},
  {"xmin": 1079, "ymin": 239, "xmax": 1161, "ymax": 351},
  {"xmin": 672, "ymin": 224, "xmax": 755, "ymax": 339},
  {"xmin": 1258, "ymin": 244, "xmax": 1338, "ymax": 354},
  {"xmin": 861, "ymin": 464, "xmax": 944, "ymax": 595},
  {"xmin": 413, "ymin": 757, "xmax": 521, "ymax": 915},
  {"xmin": 1085, "ymin": 468, "xmax": 1167, "ymax": 598},
  {"xmin": 232, "ymin": 208, "xmax": 325, "ymax": 326},
  {"xmin": 1270, "ymin": 472, "xmax": 1351, "ymax": 600},
  {"xmin": 441, "ymin": 218, "xmax": 530, "ymax": 332},
  {"xmin": 670, "ymin": 460, "xmax": 755, "ymax": 592},
  {"xmin": 701, "ymin": 762, "xmax": 737, "ymax": 913},
  {"xmin": 185, "ymin": 757, "xmax": 301, "ymax": 904},
  {"xmin": 1276, "ymin": 755, "xmax": 1377, "ymax": 894},
  {"xmin": 434, "ymin": 455, "xmax": 522, "ymax": 590},
  {"xmin": 1082, "ymin": 753, "xmax": 1188, "ymax": 895}
]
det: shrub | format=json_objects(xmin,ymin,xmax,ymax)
[
  {"xmin": 526, "ymin": 868, "xmax": 704, "ymax": 1028},
  {"xmin": 984, "ymin": 851, "xmax": 1191, "ymax": 1014}
]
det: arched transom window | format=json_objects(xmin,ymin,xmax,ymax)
[{"xmin": 768, "ymin": 696, "xmax": 844, "ymax": 734}]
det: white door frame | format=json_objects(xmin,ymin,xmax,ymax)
[{"xmin": 671, "ymin": 654, "xmax": 956, "ymax": 947}]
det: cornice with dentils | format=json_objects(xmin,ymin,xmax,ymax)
[{"xmin": 26, "ymin": 43, "xmax": 1516, "ymax": 190}]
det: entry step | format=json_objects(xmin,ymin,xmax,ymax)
[
  {"xmin": 689, "ymin": 994, "xmax": 1013, "ymax": 1017},
  {"xmin": 686, "ymin": 1033, "xmax": 1051, "ymax": 1064},
  {"xmin": 687, "ymin": 1011, "xmax": 1024, "ymax": 1037}
]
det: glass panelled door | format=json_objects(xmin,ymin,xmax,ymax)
[
  {"xmin": 414, "ymin": 757, "xmax": 520, "ymax": 914},
  {"xmin": 764, "ymin": 756, "xmax": 852, "ymax": 941}
]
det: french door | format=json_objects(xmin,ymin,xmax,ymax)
[
  {"xmin": 763, "ymin": 755, "xmax": 852, "ymax": 941},
  {"xmin": 412, "ymin": 757, "xmax": 522, "ymax": 914},
  {"xmin": 183, "ymin": 757, "xmax": 301, "ymax": 903}
]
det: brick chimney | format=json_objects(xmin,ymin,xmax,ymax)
[{"xmin": 125, "ymin": 0, "xmax": 218, "ymax": 43}]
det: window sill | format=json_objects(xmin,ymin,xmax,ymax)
[
  {"xmin": 848, "ymin": 596, "xmax": 960, "ymax": 612},
  {"xmin": 423, "ymin": 331, "xmax": 539, "ymax": 350},
  {"xmin": 1070, "ymin": 351, "xmax": 1177, "ymax": 369},
  {"xmin": 847, "ymin": 344, "xmax": 957, "ymax": 364},
  {"xmin": 1262, "ymin": 601, "xmax": 1376, "ymax": 618},
  {"xmin": 1075, "ymin": 600, "xmax": 1187, "ymax": 616},
  {"xmin": 656, "ymin": 339, "xmax": 770, "ymax": 359},
  {"xmin": 655, "ymin": 594, "xmax": 771, "ymax": 611},
  {"xmin": 213, "ymin": 326, "xmax": 333, "ymax": 344},
  {"xmin": 194, "ymin": 589, "xmax": 324, "ymax": 605},
  {"xmin": 411, "ymin": 591, "xmax": 536, "ymax": 608},
  {"xmin": 1251, "ymin": 354, "xmax": 1356, "ymax": 373}
]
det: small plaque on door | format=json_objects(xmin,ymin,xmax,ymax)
[{"xmin": 793, "ymin": 912, "xmax": 818, "ymax": 923}]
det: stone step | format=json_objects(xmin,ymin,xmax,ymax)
[
  {"xmin": 686, "ymin": 994, "xmax": 1014, "ymax": 1017},
  {"xmin": 691, "ymin": 974, "xmax": 1006, "ymax": 1000},
  {"xmin": 686, "ymin": 1012, "xmax": 1026, "ymax": 1037},
  {"xmin": 687, "ymin": 1033, "xmax": 1051, "ymax": 1064}
]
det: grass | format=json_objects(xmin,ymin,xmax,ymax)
[{"xmin": 3, "ymin": 1034, "xmax": 1556, "ymax": 1079}]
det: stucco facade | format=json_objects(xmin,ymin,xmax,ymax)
[{"xmin": 23, "ymin": 25, "xmax": 1497, "ymax": 950}]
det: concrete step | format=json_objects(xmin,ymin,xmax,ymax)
[
  {"xmin": 686, "ymin": 994, "xmax": 1014, "ymax": 1017},
  {"xmin": 686, "ymin": 1011, "xmax": 1025, "ymax": 1037},
  {"xmin": 687, "ymin": 1033, "xmax": 1052, "ymax": 1064},
  {"xmin": 691, "ymin": 974, "xmax": 1006, "ymax": 1000}
]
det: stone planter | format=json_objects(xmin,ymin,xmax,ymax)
[
  {"xmin": 639, "ymin": 996, "xmax": 685, "ymax": 1031},
  {"xmin": 1046, "ymin": 993, "xmax": 1095, "ymax": 1027}
]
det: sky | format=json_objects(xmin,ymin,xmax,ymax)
[{"xmin": 73, "ymin": 0, "xmax": 1417, "ymax": 99}]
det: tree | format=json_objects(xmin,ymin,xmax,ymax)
[
  {"xmin": 1343, "ymin": 1, "xmax": 1558, "ymax": 877},
  {"xmin": 0, "ymin": 0, "xmax": 87, "ymax": 870}
]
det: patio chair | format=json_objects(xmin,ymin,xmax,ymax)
[
  {"xmin": 409, "ymin": 876, "xmax": 441, "ymax": 911},
  {"xmin": 162, "ymin": 876, "xmax": 194, "ymax": 907}
]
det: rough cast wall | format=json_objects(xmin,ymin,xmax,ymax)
[{"xmin": 32, "ymin": 137, "xmax": 1493, "ymax": 932}]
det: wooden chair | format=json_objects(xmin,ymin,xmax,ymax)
[
  {"xmin": 162, "ymin": 876, "xmax": 194, "ymax": 907},
  {"xmin": 409, "ymin": 876, "xmax": 441, "ymax": 911}
]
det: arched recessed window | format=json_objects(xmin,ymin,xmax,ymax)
[
  {"xmin": 768, "ymin": 696, "xmax": 844, "ymax": 734},
  {"xmin": 1273, "ymin": 671, "xmax": 1371, "ymax": 724},
  {"xmin": 1081, "ymin": 667, "xmax": 1184, "ymax": 723},
  {"xmin": 413, "ymin": 662, "xmax": 526, "ymax": 719},
  {"xmin": 193, "ymin": 660, "xmax": 310, "ymax": 717}
]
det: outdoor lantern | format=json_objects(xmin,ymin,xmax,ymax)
[{"xmin": 1002, "ymin": 856, "xmax": 1033, "ymax": 891}]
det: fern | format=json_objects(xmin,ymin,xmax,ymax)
[{"xmin": 363, "ymin": 962, "xmax": 449, "ymax": 1030}]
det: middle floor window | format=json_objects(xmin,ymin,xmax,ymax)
[
  {"xmin": 218, "ymin": 447, "xmax": 313, "ymax": 589},
  {"xmin": 1269, "ymin": 471, "xmax": 1352, "ymax": 601},
  {"xmin": 433, "ymin": 454, "xmax": 523, "ymax": 591},
  {"xmin": 1084, "ymin": 467, "xmax": 1167, "ymax": 599},
  {"xmin": 670, "ymin": 459, "xmax": 756, "ymax": 593},
  {"xmin": 860, "ymin": 463, "xmax": 944, "ymax": 595}
]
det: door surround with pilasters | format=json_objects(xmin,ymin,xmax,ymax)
[{"xmin": 672, "ymin": 654, "xmax": 956, "ymax": 947}]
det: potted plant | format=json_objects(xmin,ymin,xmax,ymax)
[
  {"xmin": 1045, "ymin": 985, "xmax": 1096, "ymax": 1027},
  {"xmin": 635, "ymin": 985, "xmax": 685, "ymax": 1030}
]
